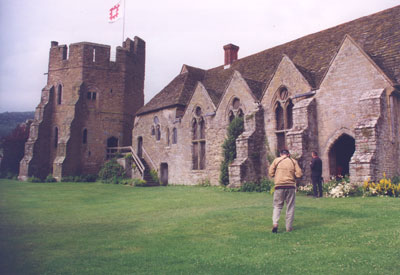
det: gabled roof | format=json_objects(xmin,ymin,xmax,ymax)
[{"xmin": 138, "ymin": 5, "xmax": 400, "ymax": 116}]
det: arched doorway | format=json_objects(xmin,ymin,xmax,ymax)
[
  {"xmin": 160, "ymin": 163, "xmax": 168, "ymax": 186},
  {"xmin": 106, "ymin": 136, "xmax": 118, "ymax": 159},
  {"xmin": 328, "ymin": 134, "xmax": 355, "ymax": 177}
]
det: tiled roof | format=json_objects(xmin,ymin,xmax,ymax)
[{"xmin": 138, "ymin": 5, "xmax": 400, "ymax": 116}]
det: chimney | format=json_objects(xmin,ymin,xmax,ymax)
[{"xmin": 223, "ymin": 44, "xmax": 239, "ymax": 66}]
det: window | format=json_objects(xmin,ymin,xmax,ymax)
[
  {"xmin": 232, "ymin": 98, "xmax": 240, "ymax": 109},
  {"xmin": 172, "ymin": 128, "xmax": 177, "ymax": 144},
  {"xmin": 93, "ymin": 48, "xmax": 96, "ymax": 62},
  {"xmin": 83, "ymin": 129, "xmax": 87, "ymax": 144},
  {"xmin": 57, "ymin": 85, "xmax": 62, "ymax": 105},
  {"xmin": 54, "ymin": 127, "xmax": 58, "ymax": 148},
  {"xmin": 275, "ymin": 102, "xmax": 284, "ymax": 130},
  {"xmin": 156, "ymin": 125, "xmax": 161, "ymax": 141},
  {"xmin": 151, "ymin": 125, "xmax": 155, "ymax": 135},
  {"xmin": 166, "ymin": 128, "xmax": 170, "ymax": 146},
  {"xmin": 229, "ymin": 111, "xmax": 235, "ymax": 123},
  {"xmin": 192, "ymin": 107, "xmax": 206, "ymax": 170},
  {"xmin": 228, "ymin": 97, "xmax": 244, "ymax": 122},
  {"xmin": 274, "ymin": 87, "xmax": 294, "ymax": 152},
  {"xmin": 87, "ymin": 92, "xmax": 96, "ymax": 100}
]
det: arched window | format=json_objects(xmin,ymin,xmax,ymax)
[
  {"xmin": 229, "ymin": 111, "xmax": 235, "ymax": 123},
  {"xmin": 192, "ymin": 117, "xmax": 206, "ymax": 170},
  {"xmin": 54, "ymin": 127, "xmax": 58, "ymax": 148},
  {"xmin": 237, "ymin": 109, "xmax": 244, "ymax": 118},
  {"xmin": 286, "ymin": 100, "xmax": 294, "ymax": 129},
  {"xmin": 82, "ymin": 129, "xmax": 87, "ymax": 144},
  {"xmin": 232, "ymin": 98, "xmax": 240, "ymax": 109},
  {"xmin": 199, "ymin": 117, "xmax": 205, "ymax": 139},
  {"xmin": 57, "ymin": 85, "xmax": 62, "ymax": 105},
  {"xmin": 156, "ymin": 125, "xmax": 161, "ymax": 141},
  {"xmin": 172, "ymin": 128, "xmax": 177, "ymax": 144},
  {"xmin": 192, "ymin": 119, "xmax": 198, "ymax": 140},
  {"xmin": 151, "ymin": 125, "xmax": 155, "ymax": 135},
  {"xmin": 275, "ymin": 102, "xmax": 284, "ymax": 130}
]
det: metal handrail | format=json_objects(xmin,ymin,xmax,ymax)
[
  {"xmin": 142, "ymin": 146, "xmax": 157, "ymax": 171},
  {"xmin": 128, "ymin": 146, "xmax": 145, "ymax": 176},
  {"xmin": 106, "ymin": 146, "xmax": 145, "ymax": 178}
]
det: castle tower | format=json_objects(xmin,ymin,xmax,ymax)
[{"xmin": 19, "ymin": 37, "xmax": 145, "ymax": 181}]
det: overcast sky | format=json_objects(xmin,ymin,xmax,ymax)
[{"xmin": 0, "ymin": 0, "xmax": 398, "ymax": 112}]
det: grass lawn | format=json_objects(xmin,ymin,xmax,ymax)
[{"xmin": 0, "ymin": 179, "xmax": 399, "ymax": 275}]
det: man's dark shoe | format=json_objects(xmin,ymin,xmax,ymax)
[{"xmin": 272, "ymin": 226, "xmax": 278, "ymax": 233}]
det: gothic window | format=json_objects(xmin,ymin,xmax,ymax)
[
  {"xmin": 237, "ymin": 108, "xmax": 244, "ymax": 118},
  {"xmin": 156, "ymin": 125, "xmax": 161, "ymax": 141},
  {"xmin": 274, "ymin": 87, "xmax": 294, "ymax": 152},
  {"xmin": 199, "ymin": 117, "xmax": 205, "ymax": 139},
  {"xmin": 83, "ymin": 129, "xmax": 87, "ymax": 144},
  {"xmin": 151, "ymin": 125, "xmax": 155, "ymax": 135},
  {"xmin": 172, "ymin": 128, "xmax": 177, "ymax": 144},
  {"xmin": 192, "ymin": 117, "xmax": 206, "ymax": 170},
  {"xmin": 154, "ymin": 116, "xmax": 159, "ymax": 124},
  {"xmin": 228, "ymin": 97, "xmax": 244, "ymax": 123},
  {"xmin": 192, "ymin": 107, "xmax": 206, "ymax": 170},
  {"xmin": 275, "ymin": 102, "xmax": 284, "ymax": 130},
  {"xmin": 192, "ymin": 119, "xmax": 198, "ymax": 140},
  {"xmin": 57, "ymin": 85, "xmax": 62, "ymax": 105},
  {"xmin": 232, "ymin": 97, "xmax": 240, "ymax": 109},
  {"xmin": 286, "ymin": 100, "xmax": 294, "ymax": 129},
  {"xmin": 54, "ymin": 127, "xmax": 58, "ymax": 148},
  {"xmin": 229, "ymin": 111, "xmax": 235, "ymax": 123},
  {"xmin": 279, "ymin": 87, "xmax": 288, "ymax": 100}
]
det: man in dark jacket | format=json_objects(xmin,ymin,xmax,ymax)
[{"xmin": 310, "ymin": 151, "xmax": 323, "ymax": 197}]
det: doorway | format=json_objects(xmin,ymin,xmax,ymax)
[
  {"xmin": 137, "ymin": 136, "xmax": 143, "ymax": 158},
  {"xmin": 328, "ymin": 134, "xmax": 355, "ymax": 177},
  {"xmin": 160, "ymin": 163, "xmax": 168, "ymax": 186},
  {"xmin": 106, "ymin": 136, "xmax": 118, "ymax": 159}
]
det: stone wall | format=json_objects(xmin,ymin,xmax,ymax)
[{"xmin": 19, "ymin": 37, "xmax": 145, "ymax": 180}]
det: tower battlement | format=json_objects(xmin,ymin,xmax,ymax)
[{"xmin": 49, "ymin": 36, "xmax": 145, "ymax": 71}]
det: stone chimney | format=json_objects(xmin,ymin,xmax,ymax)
[{"xmin": 223, "ymin": 44, "xmax": 239, "ymax": 66}]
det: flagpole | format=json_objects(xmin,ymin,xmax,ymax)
[{"xmin": 122, "ymin": 0, "xmax": 126, "ymax": 43}]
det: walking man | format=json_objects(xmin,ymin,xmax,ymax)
[
  {"xmin": 310, "ymin": 151, "xmax": 323, "ymax": 198},
  {"xmin": 269, "ymin": 149, "xmax": 302, "ymax": 233}
]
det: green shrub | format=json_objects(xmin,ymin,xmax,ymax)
[
  {"xmin": 133, "ymin": 178, "xmax": 147, "ymax": 187},
  {"xmin": 391, "ymin": 175, "xmax": 400, "ymax": 185},
  {"xmin": 61, "ymin": 176, "xmax": 75, "ymax": 182},
  {"xmin": 219, "ymin": 117, "xmax": 244, "ymax": 186},
  {"xmin": 150, "ymin": 169, "xmax": 160, "ymax": 186},
  {"xmin": 197, "ymin": 178, "xmax": 211, "ymax": 187},
  {"xmin": 98, "ymin": 158, "xmax": 126, "ymax": 184},
  {"xmin": 44, "ymin": 174, "xmax": 57, "ymax": 182},
  {"xmin": 239, "ymin": 178, "xmax": 273, "ymax": 193}
]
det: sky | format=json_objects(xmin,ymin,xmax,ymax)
[{"xmin": 0, "ymin": 0, "xmax": 398, "ymax": 112}]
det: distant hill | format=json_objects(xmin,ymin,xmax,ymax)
[{"xmin": 0, "ymin": 111, "xmax": 35, "ymax": 138}]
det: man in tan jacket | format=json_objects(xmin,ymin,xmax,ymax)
[{"xmin": 268, "ymin": 149, "xmax": 302, "ymax": 233}]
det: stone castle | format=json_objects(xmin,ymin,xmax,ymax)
[{"xmin": 19, "ymin": 6, "xmax": 400, "ymax": 185}]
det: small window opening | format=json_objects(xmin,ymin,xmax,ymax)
[
  {"xmin": 83, "ymin": 129, "xmax": 88, "ymax": 144},
  {"xmin": 54, "ymin": 127, "xmax": 58, "ymax": 148},
  {"xmin": 172, "ymin": 128, "xmax": 177, "ymax": 144},
  {"xmin": 57, "ymin": 85, "xmax": 62, "ymax": 105}
]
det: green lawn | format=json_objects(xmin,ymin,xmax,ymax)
[{"xmin": 0, "ymin": 180, "xmax": 399, "ymax": 275}]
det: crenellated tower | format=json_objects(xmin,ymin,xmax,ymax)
[{"xmin": 19, "ymin": 37, "xmax": 145, "ymax": 180}]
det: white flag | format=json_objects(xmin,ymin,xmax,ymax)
[{"xmin": 108, "ymin": 1, "xmax": 123, "ymax": 23}]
